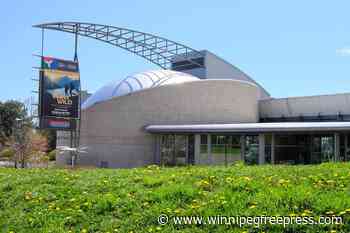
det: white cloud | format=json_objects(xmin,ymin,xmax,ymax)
[{"xmin": 336, "ymin": 47, "xmax": 350, "ymax": 56}]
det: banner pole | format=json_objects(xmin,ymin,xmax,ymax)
[
  {"xmin": 74, "ymin": 24, "xmax": 79, "ymax": 62},
  {"xmin": 74, "ymin": 24, "xmax": 81, "ymax": 167},
  {"xmin": 38, "ymin": 28, "xmax": 45, "ymax": 129},
  {"xmin": 41, "ymin": 28, "xmax": 44, "ymax": 57}
]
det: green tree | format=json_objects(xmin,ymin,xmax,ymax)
[
  {"xmin": 0, "ymin": 100, "xmax": 29, "ymax": 146},
  {"xmin": 41, "ymin": 129, "xmax": 57, "ymax": 152}
]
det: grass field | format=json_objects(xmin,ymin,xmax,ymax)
[{"xmin": 0, "ymin": 163, "xmax": 350, "ymax": 232}]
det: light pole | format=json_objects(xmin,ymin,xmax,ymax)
[
  {"xmin": 14, "ymin": 118, "xmax": 27, "ymax": 168},
  {"xmin": 15, "ymin": 118, "xmax": 23, "ymax": 168}
]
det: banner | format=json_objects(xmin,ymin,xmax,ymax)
[
  {"xmin": 41, "ymin": 56, "xmax": 79, "ymax": 72},
  {"xmin": 40, "ymin": 57, "xmax": 80, "ymax": 120},
  {"xmin": 40, "ymin": 118, "xmax": 77, "ymax": 130}
]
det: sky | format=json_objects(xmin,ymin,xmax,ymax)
[{"xmin": 0, "ymin": 0, "xmax": 349, "ymax": 102}]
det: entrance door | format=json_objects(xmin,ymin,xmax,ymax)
[
  {"xmin": 160, "ymin": 135, "xmax": 191, "ymax": 166},
  {"xmin": 174, "ymin": 135, "xmax": 187, "ymax": 166},
  {"xmin": 311, "ymin": 135, "xmax": 334, "ymax": 163}
]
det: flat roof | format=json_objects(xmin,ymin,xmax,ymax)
[{"xmin": 145, "ymin": 122, "xmax": 350, "ymax": 133}]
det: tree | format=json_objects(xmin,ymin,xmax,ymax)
[
  {"xmin": 10, "ymin": 126, "xmax": 48, "ymax": 168},
  {"xmin": 41, "ymin": 129, "xmax": 57, "ymax": 152},
  {"xmin": 0, "ymin": 99, "xmax": 51, "ymax": 168},
  {"xmin": 0, "ymin": 100, "xmax": 29, "ymax": 146}
]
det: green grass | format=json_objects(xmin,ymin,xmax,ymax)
[{"xmin": 0, "ymin": 163, "xmax": 350, "ymax": 232}]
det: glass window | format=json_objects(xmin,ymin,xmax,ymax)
[
  {"xmin": 200, "ymin": 135, "xmax": 207, "ymax": 144},
  {"xmin": 320, "ymin": 136, "xmax": 334, "ymax": 162},
  {"xmin": 175, "ymin": 135, "xmax": 187, "ymax": 166},
  {"xmin": 160, "ymin": 135, "xmax": 175, "ymax": 166},
  {"xmin": 244, "ymin": 135, "xmax": 259, "ymax": 165},
  {"xmin": 200, "ymin": 135, "xmax": 208, "ymax": 153},
  {"xmin": 211, "ymin": 135, "xmax": 241, "ymax": 165},
  {"xmin": 160, "ymin": 135, "xmax": 190, "ymax": 166}
]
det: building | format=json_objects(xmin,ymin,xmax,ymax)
[
  {"xmin": 38, "ymin": 22, "xmax": 348, "ymax": 168},
  {"xmin": 56, "ymin": 50, "xmax": 350, "ymax": 168}
]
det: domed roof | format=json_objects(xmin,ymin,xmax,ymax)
[{"xmin": 82, "ymin": 70, "xmax": 199, "ymax": 109}]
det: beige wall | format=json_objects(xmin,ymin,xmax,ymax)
[
  {"xmin": 205, "ymin": 51, "xmax": 270, "ymax": 100},
  {"xmin": 57, "ymin": 79, "xmax": 259, "ymax": 168},
  {"xmin": 260, "ymin": 93, "xmax": 350, "ymax": 118}
]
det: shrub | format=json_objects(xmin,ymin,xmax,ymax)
[
  {"xmin": 0, "ymin": 148, "xmax": 15, "ymax": 158},
  {"xmin": 48, "ymin": 150, "xmax": 57, "ymax": 161}
]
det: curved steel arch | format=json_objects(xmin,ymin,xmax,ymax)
[{"xmin": 33, "ymin": 22, "xmax": 204, "ymax": 69}]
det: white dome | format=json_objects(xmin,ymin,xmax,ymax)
[{"xmin": 82, "ymin": 70, "xmax": 199, "ymax": 109}]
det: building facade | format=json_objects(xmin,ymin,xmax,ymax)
[{"xmin": 57, "ymin": 51, "xmax": 350, "ymax": 168}]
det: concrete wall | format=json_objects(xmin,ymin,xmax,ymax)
[
  {"xmin": 170, "ymin": 50, "xmax": 270, "ymax": 100},
  {"xmin": 259, "ymin": 93, "xmax": 350, "ymax": 118},
  {"xmin": 57, "ymin": 79, "xmax": 259, "ymax": 168},
  {"xmin": 204, "ymin": 51, "xmax": 270, "ymax": 100}
]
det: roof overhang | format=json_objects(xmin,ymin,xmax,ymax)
[{"xmin": 145, "ymin": 122, "xmax": 350, "ymax": 134}]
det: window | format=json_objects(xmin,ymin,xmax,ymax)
[
  {"xmin": 160, "ymin": 135, "xmax": 189, "ymax": 166},
  {"xmin": 200, "ymin": 135, "xmax": 208, "ymax": 153},
  {"xmin": 244, "ymin": 135, "xmax": 259, "ymax": 165},
  {"xmin": 211, "ymin": 135, "xmax": 242, "ymax": 165},
  {"xmin": 171, "ymin": 57, "xmax": 205, "ymax": 71}
]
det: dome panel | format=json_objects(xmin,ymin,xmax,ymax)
[
  {"xmin": 82, "ymin": 70, "xmax": 199, "ymax": 109},
  {"xmin": 112, "ymin": 81, "xmax": 132, "ymax": 96}
]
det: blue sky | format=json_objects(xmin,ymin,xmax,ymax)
[{"xmin": 0, "ymin": 0, "xmax": 349, "ymax": 102}]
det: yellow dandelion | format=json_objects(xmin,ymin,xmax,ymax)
[
  {"xmin": 303, "ymin": 209, "xmax": 312, "ymax": 214},
  {"xmin": 243, "ymin": 176, "xmax": 252, "ymax": 181},
  {"xmin": 338, "ymin": 211, "xmax": 346, "ymax": 216},
  {"xmin": 174, "ymin": 208, "xmax": 182, "ymax": 214}
]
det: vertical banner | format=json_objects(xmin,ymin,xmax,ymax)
[{"xmin": 39, "ymin": 56, "xmax": 80, "ymax": 130}]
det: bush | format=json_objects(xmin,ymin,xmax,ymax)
[
  {"xmin": 0, "ymin": 148, "xmax": 15, "ymax": 158},
  {"xmin": 48, "ymin": 150, "xmax": 57, "ymax": 161}
]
